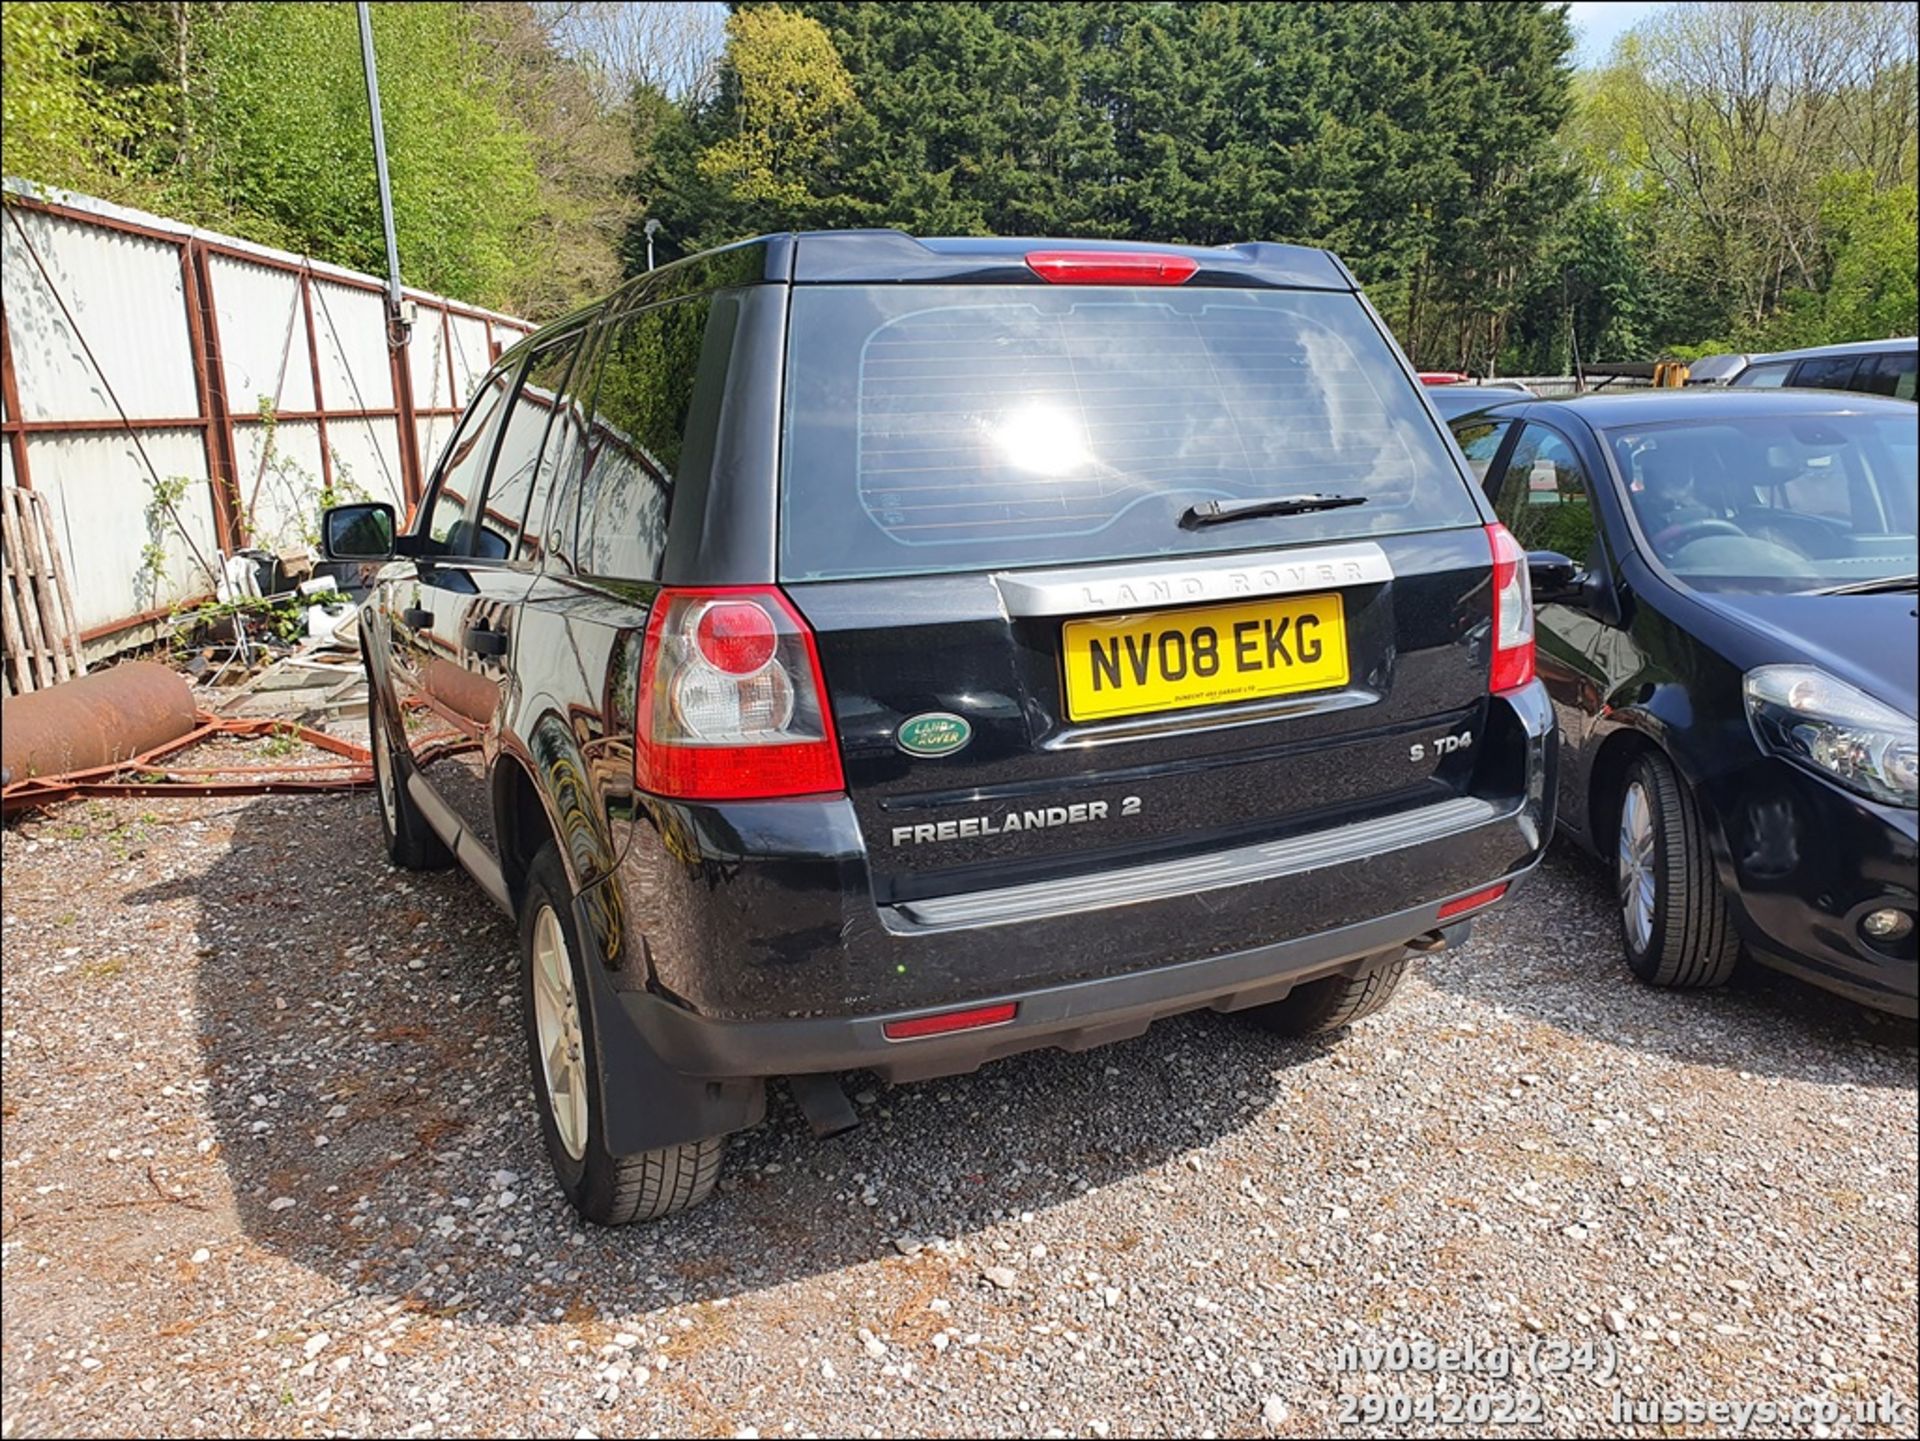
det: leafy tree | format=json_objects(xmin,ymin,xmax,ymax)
[
  {"xmin": 695, "ymin": 6, "xmax": 863, "ymax": 214},
  {"xmin": 0, "ymin": 1, "xmax": 130, "ymax": 190},
  {"xmin": 2, "ymin": 1, "xmax": 632, "ymax": 315},
  {"xmin": 1570, "ymin": 2, "xmax": 1918, "ymax": 352}
]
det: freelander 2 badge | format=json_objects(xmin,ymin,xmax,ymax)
[{"xmin": 895, "ymin": 711, "xmax": 972, "ymax": 758}]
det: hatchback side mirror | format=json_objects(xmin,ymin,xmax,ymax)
[
  {"xmin": 322, "ymin": 502, "xmax": 396, "ymax": 561},
  {"xmin": 1527, "ymin": 550, "xmax": 1583, "ymax": 606}
]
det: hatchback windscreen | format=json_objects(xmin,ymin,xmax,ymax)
[
  {"xmin": 779, "ymin": 286, "xmax": 1479, "ymax": 580},
  {"xmin": 1605, "ymin": 414, "xmax": 1919, "ymax": 594}
]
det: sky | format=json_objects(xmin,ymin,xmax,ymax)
[{"xmin": 1566, "ymin": 1, "xmax": 1666, "ymax": 65}]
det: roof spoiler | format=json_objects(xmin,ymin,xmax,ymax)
[{"xmin": 790, "ymin": 230, "xmax": 1356, "ymax": 291}]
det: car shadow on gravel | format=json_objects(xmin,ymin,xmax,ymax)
[
  {"xmin": 1423, "ymin": 841, "xmax": 1919, "ymax": 1083},
  {"xmin": 133, "ymin": 791, "xmax": 1334, "ymax": 1326}
]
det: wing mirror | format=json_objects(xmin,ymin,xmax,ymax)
[
  {"xmin": 1527, "ymin": 551, "xmax": 1584, "ymax": 606},
  {"xmin": 321, "ymin": 502, "xmax": 396, "ymax": 561}
]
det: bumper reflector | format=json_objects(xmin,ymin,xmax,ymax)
[
  {"xmin": 1437, "ymin": 882, "xmax": 1510, "ymax": 921},
  {"xmin": 883, "ymin": 1002, "xmax": 1018, "ymax": 1041}
]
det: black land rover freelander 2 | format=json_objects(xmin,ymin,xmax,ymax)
[{"xmin": 323, "ymin": 233, "xmax": 1558, "ymax": 1223}]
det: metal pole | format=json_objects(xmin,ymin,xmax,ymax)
[
  {"xmin": 645, "ymin": 218, "xmax": 662, "ymax": 272},
  {"xmin": 357, "ymin": 2, "xmax": 409, "ymax": 347}
]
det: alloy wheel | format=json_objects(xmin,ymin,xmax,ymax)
[
  {"xmin": 371, "ymin": 711, "xmax": 398, "ymax": 833},
  {"xmin": 530, "ymin": 904, "xmax": 589, "ymax": 1161},
  {"xmin": 1618, "ymin": 779, "xmax": 1657, "ymax": 954}
]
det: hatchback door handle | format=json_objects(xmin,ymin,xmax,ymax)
[
  {"xmin": 401, "ymin": 605, "xmax": 433, "ymax": 631},
  {"xmin": 464, "ymin": 625, "xmax": 508, "ymax": 657}
]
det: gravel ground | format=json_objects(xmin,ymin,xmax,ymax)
[{"xmin": 2, "ymin": 784, "xmax": 1915, "ymax": 1439}]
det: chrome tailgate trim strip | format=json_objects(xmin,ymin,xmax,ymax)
[{"xmin": 992, "ymin": 541, "xmax": 1393, "ymax": 617}]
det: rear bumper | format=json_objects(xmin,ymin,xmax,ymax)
[
  {"xmin": 571, "ymin": 681, "xmax": 1553, "ymax": 1150},
  {"xmin": 593, "ymin": 681, "xmax": 1553, "ymax": 1020},
  {"xmin": 615, "ymin": 887, "xmax": 1503, "ymax": 1085}
]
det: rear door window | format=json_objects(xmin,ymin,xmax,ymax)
[
  {"xmin": 1493, "ymin": 424, "xmax": 1598, "ymax": 562},
  {"xmin": 779, "ymin": 286, "xmax": 1478, "ymax": 581},
  {"xmin": 573, "ymin": 294, "xmax": 733, "ymax": 582},
  {"xmin": 1791, "ymin": 355, "xmax": 1860, "ymax": 391},
  {"xmin": 1453, "ymin": 417, "xmax": 1515, "ymax": 487}
]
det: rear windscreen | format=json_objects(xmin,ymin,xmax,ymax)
[{"xmin": 779, "ymin": 285, "xmax": 1478, "ymax": 580}]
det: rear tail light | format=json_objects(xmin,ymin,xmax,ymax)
[
  {"xmin": 1437, "ymin": 881, "xmax": 1510, "ymax": 920},
  {"xmin": 1026, "ymin": 250, "xmax": 1198, "ymax": 285},
  {"xmin": 635, "ymin": 587, "xmax": 845, "ymax": 801},
  {"xmin": 883, "ymin": 1003, "xmax": 1018, "ymax": 1041},
  {"xmin": 1486, "ymin": 522, "xmax": 1536, "ymax": 694}
]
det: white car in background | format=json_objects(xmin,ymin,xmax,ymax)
[{"xmin": 1692, "ymin": 338, "xmax": 1917, "ymax": 399}]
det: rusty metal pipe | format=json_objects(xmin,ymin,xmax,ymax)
[{"xmin": 1, "ymin": 662, "xmax": 198, "ymax": 785}]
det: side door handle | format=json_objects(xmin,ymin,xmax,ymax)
[
  {"xmin": 402, "ymin": 605, "xmax": 434, "ymax": 631},
  {"xmin": 464, "ymin": 625, "xmax": 508, "ymax": 657}
]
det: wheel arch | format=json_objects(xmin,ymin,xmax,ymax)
[
  {"xmin": 1587, "ymin": 726, "xmax": 1663, "ymax": 855},
  {"xmin": 493, "ymin": 754, "xmax": 557, "ymax": 912}
]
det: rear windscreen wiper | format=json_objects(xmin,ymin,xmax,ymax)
[
  {"xmin": 1811, "ymin": 573, "xmax": 1919, "ymax": 596},
  {"xmin": 1178, "ymin": 493, "xmax": 1368, "ymax": 529}
]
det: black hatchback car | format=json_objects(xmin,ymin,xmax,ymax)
[
  {"xmin": 1435, "ymin": 386, "xmax": 1918, "ymax": 1015},
  {"xmin": 324, "ymin": 233, "xmax": 1556, "ymax": 1222}
]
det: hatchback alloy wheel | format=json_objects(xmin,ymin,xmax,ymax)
[
  {"xmin": 530, "ymin": 903, "xmax": 589, "ymax": 1161},
  {"xmin": 1618, "ymin": 778, "xmax": 1657, "ymax": 954}
]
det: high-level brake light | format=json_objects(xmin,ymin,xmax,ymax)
[{"xmin": 1025, "ymin": 250, "xmax": 1198, "ymax": 286}]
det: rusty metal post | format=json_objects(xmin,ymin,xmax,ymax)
[
  {"xmin": 180, "ymin": 239, "xmax": 244, "ymax": 553},
  {"xmin": 390, "ymin": 320, "xmax": 425, "ymax": 508},
  {"xmin": 0, "ymin": 304, "xmax": 33, "ymax": 491}
]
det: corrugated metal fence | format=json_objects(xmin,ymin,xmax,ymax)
[{"xmin": 1, "ymin": 181, "xmax": 533, "ymax": 652}]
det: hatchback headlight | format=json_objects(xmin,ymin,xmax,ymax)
[{"xmin": 1744, "ymin": 665, "xmax": 1919, "ymax": 808}]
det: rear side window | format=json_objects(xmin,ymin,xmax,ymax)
[
  {"xmin": 1854, "ymin": 351, "xmax": 1916, "ymax": 401},
  {"xmin": 779, "ymin": 286, "xmax": 1478, "ymax": 580},
  {"xmin": 1492, "ymin": 424, "xmax": 1598, "ymax": 563},
  {"xmin": 1453, "ymin": 417, "xmax": 1514, "ymax": 486},
  {"xmin": 573, "ymin": 294, "xmax": 730, "ymax": 582}
]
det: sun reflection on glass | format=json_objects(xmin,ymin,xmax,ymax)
[{"xmin": 987, "ymin": 402, "xmax": 1094, "ymax": 477}]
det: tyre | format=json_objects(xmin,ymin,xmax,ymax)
[
  {"xmin": 366, "ymin": 680, "xmax": 453, "ymax": 871},
  {"xmin": 1614, "ymin": 749, "xmax": 1740, "ymax": 989},
  {"xmin": 519, "ymin": 842, "xmax": 723, "ymax": 1224},
  {"xmin": 1242, "ymin": 954, "xmax": 1410, "ymax": 1036}
]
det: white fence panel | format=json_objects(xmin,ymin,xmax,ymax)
[
  {"xmin": 210, "ymin": 256, "xmax": 317, "ymax": 414},
  {"xmin": 326, "ymin": 417, "xmax": 407, "ymax": 513},
  {"xmin": 27, "ymin": 429, "xmax": 216, "ymax": 632},
  {"xmin": 449, "ymin": 314, "xmax": 495, "ymax": 395},
  {"xmin": 2, "ymin": 181, "xmax": 534, "ymax": 648},
  {"xmin": 1, "ymin": 208, "xmax": 199, "ymax": 423},
  {"xmin": 310, "ymin": 280, "xmax": 395, "ymax": 412},
  {"xmin": 408, "ymin": 306, "xmax": 455, "ymax": 411},
  {"xmin": 232, "ymin": 418, "xmax": 326, "ymax": 553}
]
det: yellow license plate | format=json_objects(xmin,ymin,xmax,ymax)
[{"xmin": 1062, "ymin": 593, "xmax": 1348, "ymax": 721}]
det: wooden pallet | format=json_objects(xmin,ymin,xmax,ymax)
[{"xmin": 1, "ymin": 485, "xmax": 86, "ymax": 696}]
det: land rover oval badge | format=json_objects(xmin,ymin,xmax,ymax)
[{"xmin": 896, "ymin": 711, "xmax": 972, "ymax": 758}]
